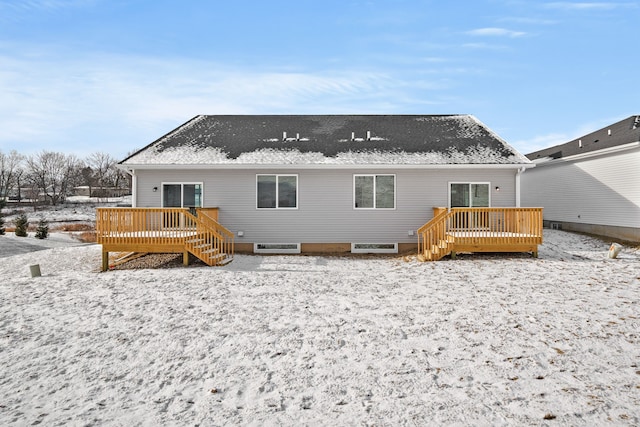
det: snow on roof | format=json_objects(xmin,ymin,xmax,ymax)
[
  {"xmin": 122, "ymin": 115, "xmax": 530, "ymax": 166},
  {"xmin": 127, "ymin": 144, "xmax": 526, "ymax": 165}
]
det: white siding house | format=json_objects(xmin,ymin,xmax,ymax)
[
  {"xmin": 119, "ymin": 115, "xmax": 534, "ymax": 253},
  {"xmin": 522, "ymin": 115, "xmax": 640, "ymax": 243}
]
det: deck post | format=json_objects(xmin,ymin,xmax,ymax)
[
  {"xmin": 183, "ymin": 251, "xmax": 189, "ymax": 266},
  {"xmin": 102, "ymin": 250, "xmax": 109, "ymax": 272},
  {"xmin": 450, "ymin": 250, "xmax": 456, "ymax": 259}
]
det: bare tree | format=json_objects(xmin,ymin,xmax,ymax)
[
  {"xmin": 86, "ymin": 152, "xmax": 118, "ymax": 196},
  {"xmin": 0, "ymin": 150, "xmax": 24, "ymax": 201},
  {"xmin": 26, "ymin": 151, "xmax": 84, "ymax": 206},
  {"xmin": 111, "ymin": 165, "xmax": 131, "ymax": 192}
]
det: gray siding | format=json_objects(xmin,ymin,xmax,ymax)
[
  {"xmin": 521, "ymin": 148, "xmax": 640, "ymax": 228},
  {"xmin": 135, "ymin": 168, "xmax": 517, "ymax": 244}
]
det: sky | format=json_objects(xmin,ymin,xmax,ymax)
[{"xmin": 0, "ymin": 0, "xmax": 638, "ymax": 160}]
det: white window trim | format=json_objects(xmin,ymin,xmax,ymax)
[
  {"xmin": 448, "ymin": 182, "xmax": 491, "ymax": 208},
  {"xmin": 351, "ymin": 243, "xmax": 398, "ymax": 254},
  {"xmin": 161, "ymin": 182, "xmax": 204, "ymax": 208},
  {"xmin": 256, "ymin": 174, "xmax": 299, "ymax": 210},
  {"xmin": 353, "ymin": 174, "xmax": 396, "ymax": 210},
  {"xmin": 254, "ymin": 243, "xmax": 301, "ymax": 254}
]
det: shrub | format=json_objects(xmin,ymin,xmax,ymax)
[
  {"xmin": 35, "ymin": 218, "xmax": 49, "ymax": 240},
  {"xmin": 14, "ymin": 213, "xmax": 29, "ymax": 237}
]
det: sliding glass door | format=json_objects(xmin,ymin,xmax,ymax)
[
  {"xmin": 162, "ymin": 183, "xmax": 203, "ymax": 208},
  {"xmin": 450, "ymin": 183, "xmax": 489, "ymax": 208}
]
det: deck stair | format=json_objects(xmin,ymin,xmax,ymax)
[
  {"xmin": 174, "ymin": 209, "xmax": 234, "ymax": 266},
  {"xmin": 417, "ymin": 209, "xmax": 453, "ymax": 261},
  {"xmin": 184, "ymin": 233, "xmax": 232, "ymax": 266}
]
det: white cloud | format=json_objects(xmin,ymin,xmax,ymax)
[
  {"xmin": 499, "ymin": 17, "xmax": 558, "ymax": 25},
  {"xmin": 461, "ymin": 42, "xmax": 508, "ymax": 50},
  {"xmin": 0, "ymin": 46, "xmax": 446, "ymax": 156},
  {"xmin": 512, "ymin": 133, "xmax": 569, "ymax": 154},
  {"xmin": 511, "ymin": 115, "xmax": 631, "ymax": 154},
  {"xmin": 0, "ymin": 0, "xmax": 95, "ymax": 22},
  {"xmin": 543, "ymin": 2, "xmax": 637, "ymax": 11},
  {"xmin": 466, "ymin": 27, "xmax": 527, "ymax": 38},
  {"xmin": 0, "ymin": 0, "xmax": 94, "ymax": 11}
]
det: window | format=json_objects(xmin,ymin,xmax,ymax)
[
  {"xmin": 257, "ymin": 175, "xmax": 298, "ymax": 209},
  {"xmin": 354, "ymin": 174, "xmax": 395, "ymax": 209},
  {"xmin": 162, "ymin": 183, "xmax": 203, "ymax": 208},
  {"xmin": 351, "ymin": 243, "xmax": 398, "ymax": 254},
  {"xmin": 449, "ymin": 183, "xmax": 489, "ymax": 207},
  {"xmin": 254, "ymin": 243, "xmax": 301, "ymax": 254}
]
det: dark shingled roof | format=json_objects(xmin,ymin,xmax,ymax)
[
  {"xmin": 527, "ymin": 115, "xmax": 640, "ymax": 161},
  {"xmin": 121, "ymin": 114, "xmax": 529, "ymax": 165}
]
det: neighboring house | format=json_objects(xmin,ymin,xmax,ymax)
[
  {"xmin": 73, "ymin": 186, "xmax": 130, "ymax": 198},
  {"xmin": 522, "ymin": 115, "xmax": 640, "ymax": 243},
  {"xmin": 117, "ymin": 115, "xmax": 534, "ymax": 254}
]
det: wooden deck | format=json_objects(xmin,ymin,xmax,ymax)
[
  {"xmin": 417, "ymin": 207, "xmax": 543, "ymax": 261},
  {"xmin": 96, "ymin": 207, "xmax": 234, "ymax": 271}
]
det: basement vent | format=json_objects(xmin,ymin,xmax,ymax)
[
  {"xmin": 254, "ymin": 243, "xmax": 301, "ymax": 254},
  {"xmin": 550, "ymin": 222, "xmax": 562, "ymax": 230},
  {"xmin": 351, "ymin": 243, "xmax": 398, "ymax": 254},
  {"xmin": 282, "ymin": 132, "xmax": 303, "ymax": 142}
]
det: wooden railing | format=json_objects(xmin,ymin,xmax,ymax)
[
  {"xmin": 417, "ymin": 208, "xmax": 450, "ymax": 261},
  {"xmin": 417, "ymin": 207, "xmax": 543, "ymax": 261},
  {"xmin": 190, "ymin": 208, "xmax": 235, "ymax": 265},
  {"xmin": 96, "ymin": 207, "xmax": 195, "ymax": 243},
  {"xmin": 96, "ymin": 207, "xmax": 234, "ymax": 269}
]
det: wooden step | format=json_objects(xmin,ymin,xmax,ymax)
[
  {"xmin": 209, "ymin": 252, "xmax": 227, "ymax": 261},
  {"xmin": 186, "ymin": 238, "xmax": 205, "ymax": 244},
  {"xmin": 213, "ymin": 254, "xmax": 233, "ymax": 266}
]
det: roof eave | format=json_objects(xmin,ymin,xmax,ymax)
[
  {"xmin": 529, "ymin": 141, "xmax": 640, "ymax": 167},
  {"xmin": 118, "ymin": 162, "xmax": 533, "ymax": 171}
]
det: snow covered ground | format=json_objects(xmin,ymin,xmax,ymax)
[
  {"xmin": 2, "ymin": 196, "xmax": 130, "ymax": 226},
  {"xmin": 0, "ymin": 230, "xmax": 639, "ymax": 426}
]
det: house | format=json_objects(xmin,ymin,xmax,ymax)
[
  {"xmin": 97, "ymin": 115, "xmax": 542, "ymax": 269},
  {"xmin": 521, "ymin": 115, "xmax": 640, "ymax": 243},
  {"xmin": 73, "ymin": 186, "xmax": 130, "ymax": 198}
]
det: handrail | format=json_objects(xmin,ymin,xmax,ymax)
[
  {"xmin": 417, "ymin": 208, "xmax": 450, "ymax": 260},
  {"xmin": 188, "ymin": 209, "xmax": 234, "ymax": 265},
  {"xmin": 196, "ymin": 208, "xmax": 234, "ymax": 240}
]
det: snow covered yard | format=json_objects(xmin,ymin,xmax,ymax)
[{"xmin": 0, "ymin": 230, "xmax": 639, "ymax": 426}]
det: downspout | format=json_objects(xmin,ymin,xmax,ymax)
[
  {"xmin": 130, "ymin": 169, "xmax": 137, "ymax": 207},
  {"xmin": 515, "ymin": 166, "xmax": 526, "ymax": 207}
]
